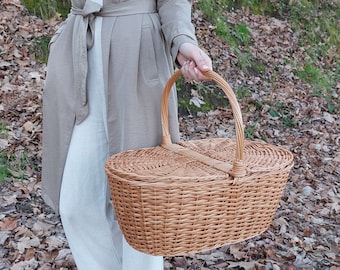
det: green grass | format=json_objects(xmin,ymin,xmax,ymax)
[
  {"xmin": 0, "ymin": 154, "xmax": 11, "ymax": 182},
  {"xmin": 198, "ymin": 0, "xmax": 340, "ymax": 114},
  {"xmin": 294, "ymin": 64, "xmax": 331, "ymax": 91},
  {"xmin": 22, "ymin": 0, "xmax": 71, "ymax": 64},
  {"xmin": 21, "ymin": 0, "xmax": 71, "ymax": 20},
  {"xmin": 288, "ymin": 1, "xmax": 339, "ymax": 113},
  {"xmin": 0, "ymin": 151, "xmax": 30, "ymax": 182},
  {"xmin": 198, "ymin": 5, "xmax": 252, "ymax": 49},
  {"xmin": 32, "ymin": 36, "xmax": 51, "ymax": 64},
  {"xmin": 268, "ymin": 102, "xmax": 296, "ymax": 127},
  {"xmin": 56, "ymin": 0, "xmax": 72, "ymax": 19},
  {"xmin": 236, "ymin": 87, "xmax": 252, "ymax": 99},
  {"xmin": 197, "ymin": 0, "xmax": 260, "ymax": 75},
  {"xmin": 21, "ymin": 0, "xmax": 57, "ymax": 20},
  {"xmin": 0, "ymin": 122, "xmax": 9, "ymax": 137},
  {"xmin": 0, "ymin": 123, "xmax": 29, "ymax": 182},
  {"xmin": 0, "ymin": 123, "xmax": 10, "ymax": 182},
  {"xmin": 294, "ymin": 61, "xmax": 339, "ymax": 113},
  {"xmin": 244, "ymin": 122, "xmax": 258, "ymax": 139}
]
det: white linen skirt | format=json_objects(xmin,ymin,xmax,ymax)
[{"xmin": 59, "ymin": 4, "xmax": 163, "ymax": 269}]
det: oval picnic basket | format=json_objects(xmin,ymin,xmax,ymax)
[{"xmin": 105, "ymin": 70, "xmax": 294, "ymax": 256}]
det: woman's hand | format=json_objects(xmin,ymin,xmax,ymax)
[{"xmin": 176, "ymin": 42, "xmax": 212, "ymax": 82}]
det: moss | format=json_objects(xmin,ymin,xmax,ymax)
[{"xmin": 177, "ymin": 82, "xmax": 229, "ymax": 116}]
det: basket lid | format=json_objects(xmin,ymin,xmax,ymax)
[
  {"xmin": 179, "ymin": 138, "xmax": 294, "ymax": 173},
  {"xmin": 105, "ymin": 138, "xmax": 294, "ymax": 184}
]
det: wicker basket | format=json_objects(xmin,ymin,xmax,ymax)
[{"xmin": 105, "ymin": 70, "xmax": 294, "ymax": 256}]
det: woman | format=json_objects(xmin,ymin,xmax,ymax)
[{"xmin": 42, "ymin": 0, "xmax": 212, "ymax": 269}]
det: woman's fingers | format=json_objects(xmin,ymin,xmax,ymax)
[
  {"xmin": 178, "ymin": 43, "xmax": 212, "ymax": 82},
  {"xmin": 182, "ymin": 60, "xmax": 208, "ymax": 83}
]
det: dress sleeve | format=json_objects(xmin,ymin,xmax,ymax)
[{"xmin": 157, "ymin": 0, "xmax": 198, "ymax": 65}]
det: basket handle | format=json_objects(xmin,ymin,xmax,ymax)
[{"xmin": 161, "ymin": 69, "xmax": 246, "ymax": 178}]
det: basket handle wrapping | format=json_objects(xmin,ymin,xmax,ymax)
[{"xmin": 161, "ymin": 69, "xmax": 246, "ymax": 178}]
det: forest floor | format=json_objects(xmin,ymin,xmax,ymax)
[{"xmin": 0, "ymin": 0, "xmax": 339, "ymax": 269}]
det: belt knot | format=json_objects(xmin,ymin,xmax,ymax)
[{"xmin": 70, "ymin": 0, "xmax": 157, "ymax": 124}]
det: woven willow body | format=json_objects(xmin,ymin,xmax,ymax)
[{"xmin": 105, "ymin": 70, "xmax": 294, "ymax": 256}]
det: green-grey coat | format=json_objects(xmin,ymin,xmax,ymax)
[{"xmin": 41, "ymin": 0, "xmax": 198, "ymax": 213}]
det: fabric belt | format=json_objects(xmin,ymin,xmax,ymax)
[{"xmin": 71, "ymin": 0, "xmax": 157, "ymax": 124}]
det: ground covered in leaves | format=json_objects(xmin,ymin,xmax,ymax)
[{"xmin": 0, "ymin": 0, "xmax": 339, "ymax": 269}]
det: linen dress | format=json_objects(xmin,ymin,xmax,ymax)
[
  {"xmin": 42, "ymin": 0, "xmax": 197, "ymax": 214},
  {"xmin": 41, "ymin": 0, "xmax": 198, "ymax": 268}
]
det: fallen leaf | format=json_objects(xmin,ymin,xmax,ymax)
[
  {"xmin": 17, "ymin": 236, "xmax": 40, "ymax": 253},
  {"xmin": 229, "ymin": 244, "xmax": 247, "ymax": 260},
  {"xmin": 0, "ymin": 231, "xmax": 10, "ymax": 245},
  {"xmin": 0, "ymin": 139, "xmax": 9, "ymax": 150},
  {"xmin": 227, "ymin": 261, "xmax": 258, "ymax": 270},
  {"xmin": 23, "ymin": 121, "xmax": 34, "ymax": 132},
  {"xmin": 0, "ymin": 217, "xmax": 17, "ymax": 231}
]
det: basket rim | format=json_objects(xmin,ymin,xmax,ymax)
[
  {"xmin": 105, "ymin": 139, "xmax": 294, "ymax": 182},
  {"xmin": 105, "ymin": 169, "xmax": 236, "ymax": 186}
]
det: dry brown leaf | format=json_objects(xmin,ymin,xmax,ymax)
[
  {"xmin": 227, "ymin": 261, "xmax": 259, "ymax": 270},
  {"xmin": 16, "ymin": 236, "xmax": 40, "ymax": 253},
  {"xmin": 229, "ymin": 244, "xmax": 247, "ymax": 260},
  {"xmin": 0, "ymin": 217, "xmax": 18, "ymax": 231},
  {"xmin": 23, "ymin": 120, "xmax": 34, "ymax": 132}
]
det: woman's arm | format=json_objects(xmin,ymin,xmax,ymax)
[{"xmin": 157, "ymin": 0, "xmax": 212, "ymax": 81}]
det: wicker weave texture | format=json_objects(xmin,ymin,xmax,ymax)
[
  {"xmin": 106, "ymin": 139, "xmax": 293, "ymax": 256},
  {"xmin": 105, "ymin": 70, "xmax": 294, "ymax": 256}
]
